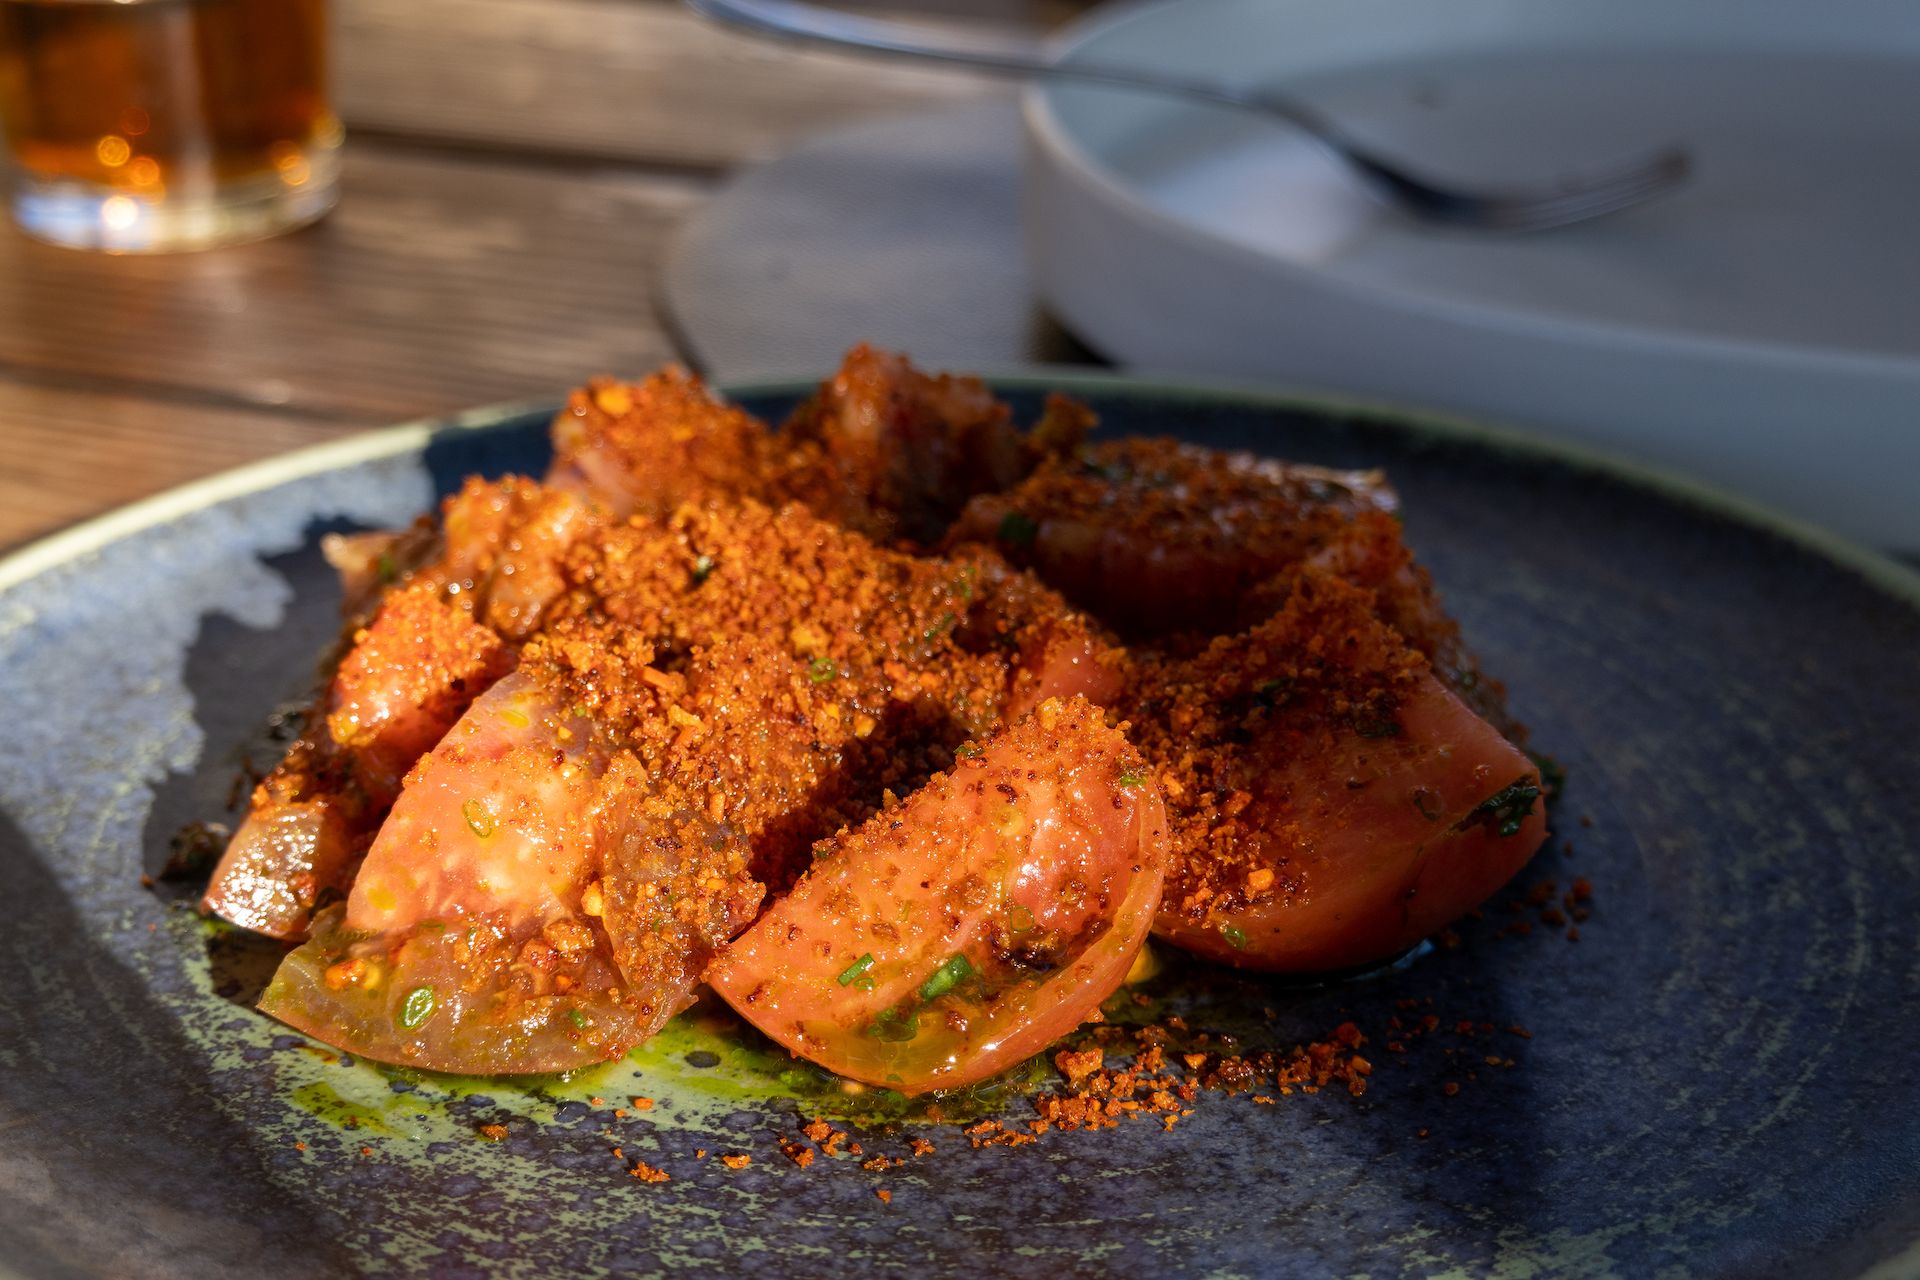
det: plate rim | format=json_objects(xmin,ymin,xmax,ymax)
[{"xmin": 3, "ymin": 369, "xmax": 1917, "ymax": 612}]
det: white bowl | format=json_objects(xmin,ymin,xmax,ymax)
[{"xmin": 1023, "ymin": 0, "xmax": 1920, "ymax": 550}]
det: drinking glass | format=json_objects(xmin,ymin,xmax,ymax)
[{"xmin": 0, "ymin": 0, "xmax": 340, "ymax": 252}]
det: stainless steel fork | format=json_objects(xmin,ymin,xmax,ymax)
[{"xmin": 687, "ymin": 0, "xmax": 1690, "ymax": 232}]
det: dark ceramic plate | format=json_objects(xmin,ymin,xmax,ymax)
[{"xmin": 3, "ymin": 376, "xmax": 1918, "ymax": 1280}]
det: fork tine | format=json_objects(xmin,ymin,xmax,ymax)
[
  {"xmin": 1549, "ymin": 147, "xmax": 1690, "ymax": 195},
  {"xmin": 1352, "ymin": 141, "xmax": 1688, "ymax": 231},
  {"xmin": 1462, "ymin": 148, "xmax": 1690, "ymax": 231}
]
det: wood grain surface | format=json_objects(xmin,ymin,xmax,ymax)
[
  {"xmin": 0, "ymin": 147, "xmax": 705, "ymax": 421},
  {"xmin": 0, "ymin": 383, "xmax": 358, "ymax": 548},
  {"xmin": 0, "ymin": 0, "xmax": 1049, "ymax": 552}
]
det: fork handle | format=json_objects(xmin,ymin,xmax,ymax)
[
  {"xmin": 686, "ymin": 0, "xmax": 1046, "ymax": 64},
  {"xmin": 683, "ymin": 0, "xmax": 1347, "ymax": 143}
]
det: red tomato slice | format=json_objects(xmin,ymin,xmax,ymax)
[
  {"xmin": 707, "ymin": 696, "xmax": 1168, "ymax": 1094},
  {"xmin": 205, "ymin": 586, "xmax": 512, "ymax": 940},
  {"xmin": 320, "ymin": 526, "xmax": 432, "ymax": 620},
  {"xmin": 545, "ymin": 368, "xmax": 775, "ymax": 519},
  {"xmin": 261, "ymin": 671, "xmax": 757, "ymax": 1074},
  {"xmin": 1154, "ymin": 671, "xmax": 1548, "ymax": 971},
  {"xmin": 324, "ymin": 581, "xmax": 515, "ymax": 808},
  {"xmin": 1006, "ymin": 621, "xmax": 1123, "ymax": 720},
  {"xmin": 199, "ymin": 798, "xmax": 353, "ymax": 940},
  {"xmin": 207, "ymin": 483, "xmax": 597, "ymax": 942},
  {"xmin": 208, "ymin": 583, "xmax": 510, "ymax": 942},
  {"xmin": 780, "ymin": 343, "xmax": 1029, "ymax": 542},
  {"xmin": 593, "ymin": 753, "xmax": 764, "ymax": 1013},
  {"xmin": 434, "ymin": 478, "xmax": 603, "ymax": 641},
  {"xmin": 974, "ymin": 558, "xmax": 1126, "ymax": 721},
  {"xmin": 951, "ymin": 441, "xmax": 1395, "ymax": 639},
  {"xmin": 261, "ymin": 902, "xmax": 656, "ymax": 1075}
]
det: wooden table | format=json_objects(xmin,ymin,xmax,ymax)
[{"xmin": 0, "ymin": 0, "xmax": 1074, "ymax": 552}]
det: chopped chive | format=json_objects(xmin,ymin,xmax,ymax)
[
  {"xmin": 499, "ymin": 707, "xmax": 530, "ymax": 728},
  {"xmin": 1116, "ymin": 768, "xmax": 1148, "ymax": 788},
  {"xmin": 836, "ymin": 954, "xmax": 876, "ymax": 987},
  {"xmin": 1219, "ymin": 924, "xmax": 1249, "ymax": 951},
  {"xmin": 1008, "ymin": 904, "xmax": 1035, "ymax": 933},
  {"xmin": 376, "ymin": 552, "xmax": 398, "ymax": 583},
  {"xmin": 1465, "ymin": 777, "xmax": 1543, "ymax": 838},
  {"xmin": 996, "ymin": 511, "xmax": 1039, "ymax": 546},
  {"xmin": 917, "ymin": 953, "xmax": 974, "ymax": 1002},
  {"xmin": 461, "ymin": 799, "xmax": 495, "ymax": 838},
  {"xmin": 691, "ymin": 553, "xmax": 716, "ymax": 584},
  {"xmin": 922, "ymin": 611, "xmax": 957, "ymax": 643},
  {"xmin": 398, "ymin": 986, "xmax": 436, "ymax": 1029},
  {"xmin": 808, "ymin": 657, "xmax": 838, "ymax": 685},
  {"xmin": 954, "ymin": 742, "xmax": 981, "ymax": 761},
  {"xmin": 567, "ymin": 1008, "xmax": 590, "ymax": 1029}
]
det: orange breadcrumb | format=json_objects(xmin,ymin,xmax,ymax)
[{"xmin": 628, "ymin": 1160, "xmax": 670, "ymax": 1184}]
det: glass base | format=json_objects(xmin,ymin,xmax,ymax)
[{"xmin": 10, "ymin": 144, "xmax": 340, "ymax": 253}]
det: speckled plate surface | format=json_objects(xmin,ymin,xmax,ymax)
[{"xmin": 3, "ymin": 375, "xmax": 1918, "ymax": 1280}]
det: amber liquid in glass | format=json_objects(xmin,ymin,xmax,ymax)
[{"xmin": 0, "ymin": 0, "xmax": 339, "ymax": 251}]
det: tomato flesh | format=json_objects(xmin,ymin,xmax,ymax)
[
  {"xmin": 1154, "ymin": 672, "xmax": 1548, "ymax": 971},
  {"xmin": 260, "ymin": 671, "xmax": 756, "ymax": 1074},
  {"xmin": 950, "ymin": 442, "xmax": 1395, "ymax": 640},
  {"xmin": 324, "ymin": 581, "xmax": 515, "ymax": 808},
  {"xmin": 199, "ymin": 799, "xmax": 353, "ymax": 941},
  {"xmin": 708, "ymin": 696, "xmax": 1167, "ymax": 1094}
]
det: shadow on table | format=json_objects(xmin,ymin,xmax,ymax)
[{"xmin": 0, "ymin": 806, "xmax": 351, "ymax": 1279}]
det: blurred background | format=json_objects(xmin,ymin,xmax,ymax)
[
  {"xmin": 1, "ymin": 0, "xmax": 1915, "ymax": 557},
  {"xmin": 0, "ymin": 0, "xmax": 1081, "ymax": 549}
]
